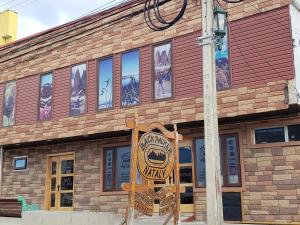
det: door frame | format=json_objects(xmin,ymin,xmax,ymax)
[
  {"xmin": 45, "ymin": 152, "xmax": 75, "ymax": 211},
  {"xmin": 154, "ymin": 138, "xmax": 195, "ymax": 213}
]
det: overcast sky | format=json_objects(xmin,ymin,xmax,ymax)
[{"xmin": 0, "ymin": 0, "xmax": 124, "ymax": 39}]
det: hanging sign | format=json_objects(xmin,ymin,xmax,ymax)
[{"xmin": 138, "ymin": 132, "xmax": 175, "ymax": 181}]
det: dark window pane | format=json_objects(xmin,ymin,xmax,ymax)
[
  {"xmin": 51, "ymin": 194, "xmax": 55, "ymax": 207},
  {"xmin": 222, "ymin": 192, "xmax": 242, "ymax": 221},
  {"xmin": 104, "ymin": 150, "xmax": 113, "ymax": 191},
  {"xmin": 60, "ymin": 193, "xmax": 73, "ymax": 207},
  {"xmin": 225, "ymin": 137, "xmax": 239, "ymax": 185},
  {"xmin": 179, "ymin": 147, "xmax": 192, "ymax": 164},
  {"xmin": 195, "ymin": 139, "xmax": 206, "ymax": 187},
  {"xmin": 39, "ymin": 73, "xmax": 53, "ymax": 120},
  {"xmin": 180, "ymin": 187, "xmax": 193, "ymax": 204},
  {"xmin": 14, "ymin": 157, "xmax": 27, "ymax": 170},
  {"xmin": 61, "ymin": 160, "xmax": 74, "ymax": 174},
  {"xmin": 116, "ymin": 146, "xmax": 131, "ymax": 189},
  {"xmin": 51, "ymin": 161, "xmax": 57, "ymax": 175},
  {"xmin": 51, "ymin": 178, "xmax": 56, "ymax": 191},
  {"xmin": 255, "ymin": 127, "xmax": 285, "ymax": 144},
  {"xmin": 180, "ymin": 167, "xmax": 192, "ymax": 183},
  {"xmin": 288, "ymin": 124, "xmax": 300, "ymax": 141},
  {"xmin": 61, "ymin": 176, "xmax": 73, "ymax": 191}
]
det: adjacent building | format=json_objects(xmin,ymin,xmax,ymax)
[{"xmin": 0, "ymin": 0, "xmax": 300, "ymax": 223}]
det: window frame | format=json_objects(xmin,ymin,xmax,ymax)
[
  {"xmin": 37, "ymin": 72, "xmax": 54, "ymax": 121},
  {"xmin": 13, "ymin": 156, "xmax": 28, "ymax": 171},
  {"xmin": 120, "ymin": 49, "xmax": 141, "ymax": 108},
  {"xmin": 97, "ymin": 55, "xmax": 115, "ymax": 112},
  {"xmin": 193, "ymin": 133, "xmax": 242, "ymax": 188},
  {"xmin": 102, "ymin": 145, "xmax": 131, "ymax": 192},
  {"xmin": 69, "ymin": 62, "xmax": 88, "ymax": 117},
  {"xmin": 152, "ymin": 40, "xmax": 174, "ymax": 102},
  {"xmin": 252, "ymin": 124, "xmax": 300, "ymax": 145}
]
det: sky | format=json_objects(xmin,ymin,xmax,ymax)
[{"xmin": 0, "ymin": 0, "xmax": 124, "ymax": 39}]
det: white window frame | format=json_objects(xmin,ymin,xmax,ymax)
[{"xmin": 252, "ymin": 123, "xmax": 300, "ymax": 145}]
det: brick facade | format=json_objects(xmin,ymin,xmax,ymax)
[
  {"xmin": 2, "ymin": 117, "xmax": 300, "ymax": 223},
  {"xmin": 0, "ymin": 0, "xmax": 299, "ymax": 223}
]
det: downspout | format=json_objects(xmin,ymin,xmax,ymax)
[{"xmin": 0, "ymin": 146, "xmax": 3, "ymax": 196}]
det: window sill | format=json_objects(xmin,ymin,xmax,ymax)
[
  {"xmin": 194, "ymin": 186, "xmax": 244, "ymax": 193},
  {"xmin": 100, "ymin": 191, "xmax": 128, "ymax": 196},
  {"xmin": 249, "ymin": 140, "xmax": 300, "ymax": 149}
]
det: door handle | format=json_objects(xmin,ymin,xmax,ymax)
[{"xmin": 57, "ymin": 185, "xmax": 60, "ymax": 191}]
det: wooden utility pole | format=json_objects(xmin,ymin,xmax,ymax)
[{"xmin": 198, "ymin": 0, "xmax": 224, "ymax": 224}]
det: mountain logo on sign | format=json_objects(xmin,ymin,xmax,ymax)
[{"xmin": 148, "ymin": 149, "xmax": 166, "ymax": 164}]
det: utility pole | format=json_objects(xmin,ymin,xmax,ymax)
[{"xmin": 198, "ymin": 0, "xmax": 224, "ymax": 224}]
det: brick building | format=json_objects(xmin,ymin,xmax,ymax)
[{"xmin": 0, "ymin": 0, "xmax": 300, "ymax": 223}]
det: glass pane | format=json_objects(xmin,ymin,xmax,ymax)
[
  {"xmin": 179, "ymin": 147, "xmax": 192, "ymax": 164},
  {"xmin": 104, "ymin": 150, "xmax": 113, "ymax": 191},
  {"xmin": 116, "ymin": 146, "xmax": 131, "ymax": 189},
  {"xmin": 60, "ymin": 193, "xmax": 73, "ymax": 207},
  {"xmin": 39, "ymin": 73, "xmax": 53, "ymax": 120},
  {"xmin": 154, "ymin": 42, "xmax": 172, "ymax": 100},
  {"xmin": 226, "ymin": 137, "xmax": 239, "ymax": 185},
  {"xmin": 121, "ymin": 50, "xmax": 140, "ymax": 107},
  {"xmin": 195, "ymin": 139, "xmax": 206, "ymax": 187},
  {"xmin": 288, "ymin": 124, "xmax": 300, "ymax": 141},
  {"xmin": 180, "ymin": 187, "xmax": 193, "ymax": 204},
  {"xmin": 61, "ymin": 160, "xmax": 74, "ymax": 174},
  {"xmin": 255, "ymin": 127, "xmax": 285, "ymax": 144},
  {"xmin": 61, "ymin": 176, "xmax": 73, "ymax": 191},
  {"xmin": 3, "ymin": 81, "xmax": 16, "ymax": 127},
  {"xmin": 51, "ymin": 178, "xmax": 56, "ymax": 191},
  {"xmin": 70, "ymin": 63, "xmax": 87, "ymax": 116},
  {"xmin": 98, "ymin": 58, "xmax": 113, "ymax": 110},
  {"xmin": 51, "ymin": 193, "xmax": 55, "ymax": 207},
  {"xmin": 51, "ymin": 161, "xmax": 57, "ymax": 175},
  {"xmin": 180, "ymin": 167, "xmax": 192, "ymax": 183}
]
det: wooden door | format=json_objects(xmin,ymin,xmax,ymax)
[
  {"xmin": 154, "ymin": 140, "xmax": 194, "ymax": 213},
  {"xmin": 46, "ymin": 153, "xmax": 75, "ymax": 211}
]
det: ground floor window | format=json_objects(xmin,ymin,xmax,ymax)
[
  {"xmin": 222, "ymin": 192, "xmax": 242, "ymax": 221},
  {"xmin": 194, "ymin": 134, "xmax": 241, "ymax": 187},
  {"xmin": 103, "ymin": 146, "xmax": 131, "ymax": 191}
]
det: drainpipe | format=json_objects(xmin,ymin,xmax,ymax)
[{"xmin": 0, "ymin": 146, "xmax": 3, "ymax": 196}]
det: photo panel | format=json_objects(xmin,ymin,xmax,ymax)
[
  {"xmin": 121, "ymin": 50, "xmax": 140, "ymax": 107},
  {"xmin": 39, "ymin": 73, "xmax": 53, "ymax": 120},
  {"xmin": 98, "ymin": 57, "xmax": 113, "ymax": 110},
  {"xmin": 215, "ymin": 25, "xmax": 231, "ymax": 91},
  {"xmin": 154, "ymin": 42, "xmax": 172, "ymax": 100},
  {"xmin": 70, "ymin": 63, "xmax": 87, "ymax": 116},
  {"xmin": 3, "ymin": 81, "xmax": 16, "ymax": 127}
]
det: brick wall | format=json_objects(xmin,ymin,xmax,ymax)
[{"xmin": 2, "ymin": 118, "xmax": 300, "ymax": 222}]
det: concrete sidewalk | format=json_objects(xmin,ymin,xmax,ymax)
[{"xmin": 0, "ymin": 216, "xmax": 251, "ymax": 225}]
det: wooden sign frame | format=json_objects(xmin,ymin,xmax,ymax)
[{"xmin": 122, "ymin": 113, "xmax": 183, "ymax": 225}]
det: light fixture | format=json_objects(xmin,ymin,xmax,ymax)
[{"xmin": 214, "ymin": 6, "xmax": 228, "ymax": 38}]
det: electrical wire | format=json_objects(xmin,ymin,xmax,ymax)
[
  {"xmin": 0, "ymin": 0, "xmax": 197, "ymax": 70},
  {"xmin": 0, "ymin": 0, "xmax": 17, "ymax": 8},
  {"xmin": 9, "ymin": 0, "xmax": 39, "ymax": 10},
  {"xmin": 0, "ymin": 0, "xmax": 144, "ymax": 56},
  {"xmin": 144, "ymin": 0, "xmax": 188, "ymax": 31},
  {"xmin": 7, "ymin": 0, "xmax": 31, "ymax": 9}
]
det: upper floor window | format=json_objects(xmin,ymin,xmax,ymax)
[
  {"xmin": 254, "ymin": 124, "xmax": 300, "ymax": 144},
  {"xmin": 194, "ymin": 134, "xmax": 241, "ymax": 188},
  {"xmin": 3, "ymin": 81, "xmax": 16, "ymax": 127},
  {"xmin": 39, "ymin": 73, "xmax": 53, "ymax": 120},
  {"xmin": 98, "ymin": 57, "xmax": 113, "ymax": 110},
  {"xmin": 153, "ymin": 42, "xmax": 173, "ymax": 100},
  {"xmin": 216, "ymin": 24, "xmax": 231, "ymax": 91},
  {"xmin": 121, "ymin": 50, "xmax": 140, "ymax": 107},
  {"xmin": 70, "ymin": 63, "xmax": 87, "ymax": 116}
]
